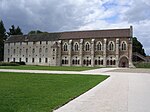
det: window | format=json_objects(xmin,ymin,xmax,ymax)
[
  {"xmin": 13, "ymin": 49, "xmax": 16, "ymax": 54},
  {"xmin": 121, "ymin": 41, "xmax": 127, "ymax": 51},
  {"xmin": 85, "ymin": 42, "xmax": 90, "ymax": 51},
  {"xmin": 32, "ymin": 58, "xmax": 34, "ymax": 63},
  {"xmin": 26, "ymin": 42, "xmax": 28, "ymax": 45},
  {"xmin": 19, "ymin": 49, "xmax": 22, "ymax": 55},
  {"xmin": 32, "ymin": 48, "xmax": 35, "ymax": 54},
  {"xmin": 45, "ymin": 48, "xmax": 48, "ymax": 53},
  {"xmin": 8, "ymin": 49, "xmax": 10, "ymax": 55},
  {"xmin": 94, "ymin": 57, "xmax": 103, "ymax": 66},
  {"xmin": 108, "ymin": 41, "xmax": 114, "ymax": 51},
  {"xmin": 39, "ymin": 58, "xmax": 41, "ymax": 63},
  {"xmin": 72, "ymin": 57, "xmax": 80, "ymax": 65},
  {"xmin": 26, "ymin": 58, "xmax": 28, "ymax": 63},
  {"xmin": 40, "ymin": 41, "xmax": 42, "ymax": 44},
  {"xmin": 45, "ymin": 58, "xmax": 48, "ymax": 63},
  {"xmin": 83, "ymin": 57, "xmax": 91, "ymax": 66},
  {"xmin": 20, "ymin": 42, "xmax": 22, "ymax": 45},
  {"xmin": 26, "ymin": 49, "xmax": 28, "ymax": 55},
  {"xmin": 7, "ymin": 58, "xmax": 9, "ymax": 62},
  {"xmin": 62, "ymin": 57, "xmax": 68, "ymax": 64},
  {"xmin": 13, "ymin": 58, "xmax": 15, "ymax": 62},
  {"xmin": 63, "ymin": 43, "xmax": 68, "ymax": 51},
  {"xmin": 19, "ymin": 58, "xmax": 21, "ymax": 62},
  {"xmin": 74, "ymin": 43, "xmax": 79, "ymax": 51},
  {"xmin": 39, "ymin": 48, "xmax": 42, "ymax": 53},
  {"xmin": 46, "ymin": 41, "xmax": 48, "ymax": 44},
  {"xmin": 96, "ymin": 42, "xmax": 102, "ymax": 51}
]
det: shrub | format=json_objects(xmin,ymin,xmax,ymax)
[
  {"xmin": 11, "ymin": 61, "xmax": 26, "ymax": 65},
  {"xmin": 134, "ymin": 62, "xmax": 150, "ymax": 68},
  {"xmin": 0, "ymin": 62, "xmax": 20, "ymax": 66}
]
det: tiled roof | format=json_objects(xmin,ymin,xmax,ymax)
[
  {"xmin": 5, "ymin": 28, "xmax": 131, "ymax": 43},
  {"xmin": 60, "ymin": 28, "xmax": 131, "ymax": 39}
]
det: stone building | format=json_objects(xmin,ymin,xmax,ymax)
[{"xmin": 4, "ymin": 26, "xmax": 134, "ymax": 67}]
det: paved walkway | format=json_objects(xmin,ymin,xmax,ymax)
[
  {"xmin": 54, "ymin": 69, "xmax": 150, "ymax": 112},
  {"xmin": 0, "ymin": 68, "xmax": 150, "ymax": 112}
]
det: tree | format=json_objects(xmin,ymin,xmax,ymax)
[
  {"xmin": 28, "ymin": 30, "xmax": 43, "ymax": 35},
  {"xmin": 28, "ymin": 30, "xmax": 48, "ymax": 35},
  {"xmin": 7, "ymin": 25, "xmax": 23, "ymax": 36},
  {"xmin": 132, "ymin": 37, "xmax": 146, "ymax": 56},
  {"xmin": 0, "ymin": 20, "xmax": 6, "ymax": 61}
]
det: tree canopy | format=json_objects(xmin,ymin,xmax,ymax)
[
  {"xmin": 132, "ymin": 37, "xmax": 146, "ymax": 56},
  {"xmin": 0, "ymin": 20, "xmax": 6, "ymax": 61},
  {"xmin": 7, "ymin": 25, "xmax": 23, "ymax": 36},
  {"xmin": 28, "ymin": 30, "xmax": 43, "ymax": 35}
]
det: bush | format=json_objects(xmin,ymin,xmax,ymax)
[
  {"xmin": 0, "ymin": 62, "xmax": 20, "ymax": 66},
  {"xmin": 134, "ymin": 62, "xmax": 150, "ymax": 68},
  {"xmin": 11, "ymin": 61, "xmax": 26, "ymax": 65}
]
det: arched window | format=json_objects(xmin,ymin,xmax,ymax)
[
  {"xmin": 108, "ymin": 41, "xmax": 114, "ymax": 51},
  {"xmin": 63, "ymin": 43, "xmax": 68, "ymax": 51},
  {"xmin": 121, "ymin": 41, "xmax": 127, "ymax": 51},
  {"xmin": 85, "ymin": 42, "xmax": 90, "ymax": 51},
  {"xmin": 74, "ymin": 43, "xmax": 79, "ymax": 51},
  {"xmin": 96, "ymin": 41, "xmax": 102, "ymax": 51}
]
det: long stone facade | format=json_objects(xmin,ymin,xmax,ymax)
[{"xmin": 4, "ymin": 26, "xmax": 134, "ymax": 67}]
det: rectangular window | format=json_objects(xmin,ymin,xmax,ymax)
[
  {"xmin": 19, "ymin": 58, "xmax": 21, "ymax": 62},
  {"xmin": 46, "ymin": 41, "xmax": 48, "ymax": 44},
  {"xmin": 33, "ymin": 42, "xmax": 36, "ymax": 44},
  {"xmin": 39, "ymin": 58, "xmax": 41, "ymax": 63},
  {"xmin": 7, "ymin": 58, "xmax": 9, "ymax": 62},
  {"xmin": 45, "ymin": 58, "xmax": 48, "ymax": 63},
  {"xmin": 13, "ymin": 58, "xmax": 15, "ymax": 62},
  {"xmin": 40, "ymin": 41, "xmax": 42, "ymax": 44},
  {"xmin": 32, "ymin": 58, "xmax": 34, "ymax": 63},
  {"xmin": 26, "ymin": 58, "xmax": 28, "ymax": 63}
]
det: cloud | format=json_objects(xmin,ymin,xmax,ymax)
[{"xmin": 0, "ymin": 0, "xmax": 150, "ymax": 55}]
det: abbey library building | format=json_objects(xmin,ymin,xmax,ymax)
[{"xmin": 4, "ymin": 26, "xmax": 134, "ymax": 67}]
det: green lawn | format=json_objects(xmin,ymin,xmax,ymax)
[
  {"xmin": 0, "ymin": 65, "xmax": 100, "ymax": 71},
  {"xmin": 0, "ymin": 72, "xmax": 109, "ymax": 112}
]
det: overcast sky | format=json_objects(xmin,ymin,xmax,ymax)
[{"xmin": 0, "ymin": 0, "xmax": 150, "ymax": 55}]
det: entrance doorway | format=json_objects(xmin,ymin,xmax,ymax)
[{"xmin": 119, "ymin": 57, "xmax": 129, "ymax": 67}]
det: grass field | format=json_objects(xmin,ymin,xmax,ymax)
[
  {"xmin": 0, "ymin": 72, "xmax": 108, "ymax": 112},
  {"xmin": 0, "ymin": 65, "xmax": 100, "ymax": 71}
]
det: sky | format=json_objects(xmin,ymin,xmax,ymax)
[{"xmin": 0, "ymin": 0, "xmax": 150, "ymax": 55}]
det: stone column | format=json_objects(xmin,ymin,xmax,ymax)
[
  {"xmin": 116, "ymin": 38, "xmax": 119, "ymax": 67},
  {"xmin": 91, "ymin": 39, "xmax": 95, "ymax": 67},
  {"xmin": 103, "ymin": 38, "xmax": 107, "ymax": 67},
  {"xmin": 129, "ymin": 26, "xmax": 134, "ymax": 68},
  {"xmin": 68, "ymin": 40, "xmax": 72, "ymax": 66},
  {"xmin": 79, "ymin": 39, "xmax": 83, "ymax": 66},
  {"xmin": 57, "ymin": 40, "xmax": 62, "ymax": 66}
]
